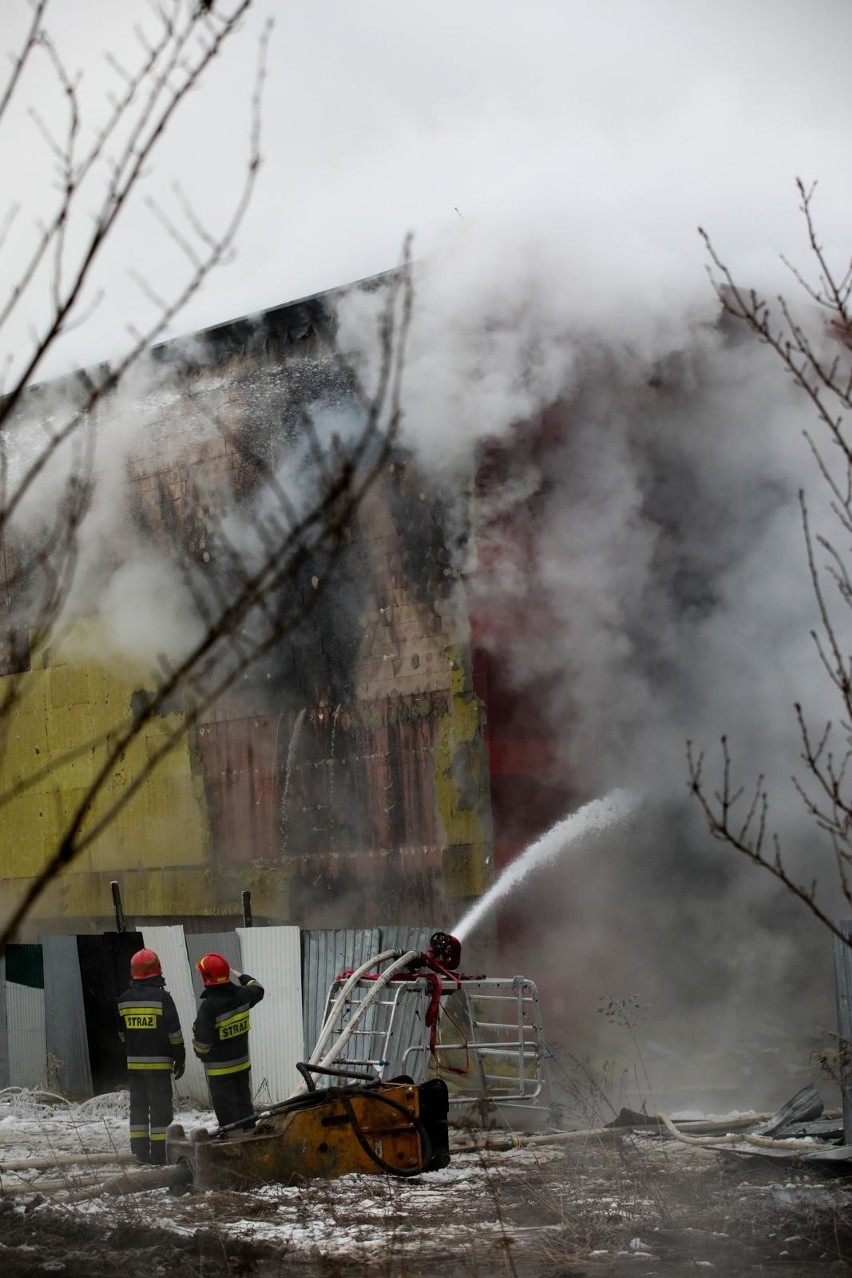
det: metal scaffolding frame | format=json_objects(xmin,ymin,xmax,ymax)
[{"xmin": 318, "ymin": 973, "xmax": 552, "ymax": 1127}]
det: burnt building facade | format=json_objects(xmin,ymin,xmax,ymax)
[{"xmin": 0, "ymin": 275, "xmax": 570, "ymax": 946}]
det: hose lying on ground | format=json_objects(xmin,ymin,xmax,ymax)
[
  {"xmin": 63, "ymin": 1163, "xmax": 193, "ymax": 1203},
  {"xmin": 658, "ymin": 1112, "xmax": 826, "ymax": 1152},
  {"xmin": 450, "ymin": 1110, "xmax": 842, "ymax": 1154},
  {"xmin": 1, "ymin": 1171, "xmax": 110, "ymax": 1199},
  {"xmin": 1, "ymin": 1151, "xmax": 135, "ymax": 1172}
]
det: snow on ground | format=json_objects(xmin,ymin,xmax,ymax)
[
  {"xmin": 0, "ymin": 1087, "xmax": 567, "ymax": 1264},
  {"xmin": 0, "ymin": 1087, "xmax": 217, "ymax": 1161},
  {"xmin": 0, "ymin": 1088, "xmax": 132, "ymax": 1162},
  {"xmin": 3, "ymin": 1089, "xmax": 852, "ymax": 1275}
]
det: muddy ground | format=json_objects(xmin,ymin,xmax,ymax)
[{"xmin": 2, "ymin": 1135, "xmax": 851, "ymax": 1277}]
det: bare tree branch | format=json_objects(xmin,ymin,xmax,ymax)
[
  {"xmin": 694, "ymin": 181, "xmax": 852, "ymax": 947},
  {"xmin": 0, "ymin": 5, "xmax": 419, "ymax": 950},
  {"xmin": 0, "ymin": 248, "xmax": 414, "ymax": 945}
]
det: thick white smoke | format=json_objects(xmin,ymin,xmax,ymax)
[
  {"xmin": 3, "ymin": 1, "xmax": 850, "ymax": 377},
  {"xmin": 333, "ymin": 148, "xmax": 852, "ymax": 1105},
  {"xmin": 3, "ymin": 0, "xmax": 851, "ymax": 1104}
]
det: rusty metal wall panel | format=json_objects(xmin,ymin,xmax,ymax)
[
  {"xmin": 237, "ymin": 926, "xmax": 302, "ymax": 1105},
  {"xmin": 42, "ymin": 936, "xmax": 92, "ymax": 1099},
  {"xmin": 283, "ymin": 701, "xmax": 446, "ymax": 861},
  {"xmin": 77, "ymin": 933, "xmax": 143, "ymax": 1095},
  {"xmin": 5, "ymin": 944, "xmax": 46, "ymax": 1090},
  {"xmin": 195, "ymin": 716, "xmax": 282, "ymax": 864},
  {"xmin": 302, "ymin": 929, "xmax": 381, "ymax": 1060},
  {"xmin": 142, "ymin": 925, "xmax": 208, "ymax": 1107},
  {"xmin": 184, "ymin": 932, "xmax": 243, "ymax": 1003},
  {"xmin": 0, "ymin": 954, "xmax": 8, "ymax": 1089}
]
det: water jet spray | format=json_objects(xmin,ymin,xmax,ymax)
[{"xmin": 453, "ymin": 788, "xmax": 639, "ymax": 942}]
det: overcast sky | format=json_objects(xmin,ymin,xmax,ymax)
[{"xmin": 2, "ymin": 0, "xmax": 851, "ymax": 378}]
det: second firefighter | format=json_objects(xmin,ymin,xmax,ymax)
[{"xmin": 192, "ymin": 952, "xmax": 265, "ymax": 1127}]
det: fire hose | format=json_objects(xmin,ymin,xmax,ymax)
[
  {"xmin": 301, "ymin": 938, "xmax": 465, "ymax": 1089},
  {"xmin": 298, "ymin": 948, "xmax": 420, "ymax": 1090},
  {"xmin": 305, "ymin": 947, "xmax": 404, "ymax": 1067},
  {"xmin": 659, "ymin": 1112, "xmax": 826, "ymax": 1151}
]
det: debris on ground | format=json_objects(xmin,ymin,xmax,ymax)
[
  {"xmin": 598, "ymin": 1084, "xmax": 851, "ymax": 1169},
  {"xmin": 1, "ymin": 1085, "xmax": 851, "ymax": 1275}
]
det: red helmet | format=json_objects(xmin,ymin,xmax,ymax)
[
  {"xmin": 197, "ymin": 952, "xmax": 231, "ymax": 986},
  {"xmin": 130, "ymin": 948, "xmax": 161, "ymax": 979}
]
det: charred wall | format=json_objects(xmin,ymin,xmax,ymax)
[{"xmin": 0, "ymin": 280, "xmax": 494, "ymax": 935}]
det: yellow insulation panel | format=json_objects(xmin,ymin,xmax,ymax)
[
  {"xmin": 1, "ymin": 790, "xmax": 54, "ymax": 877},
  {"xmin": 432, "ymin": 646, "xmax": 493, "ymax": 865},
  {"xmin": 0, "ymin": 636, "xmax": 210, "ymax": 914},
  {"xmin": 7, "ymin": 865, "xmax": 227, "ymax": 932},
  {"xmin": 49, "ymin": 666, "xmax": 90, "ymax": 708}
]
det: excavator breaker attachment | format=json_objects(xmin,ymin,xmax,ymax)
[{"xmin": 166, "ymin": 1078, "xmax": 449, "ymax": 1191}]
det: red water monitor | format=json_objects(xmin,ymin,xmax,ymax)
[{"xmin": 426, "ymin": 932, "xmax": 461, "ymax": 972}]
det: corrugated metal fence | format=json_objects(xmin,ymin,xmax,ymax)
[
  {"xmin": 4, "ymin": 945, "xmax": 46, "ymax": 1091},
  {"xmin": 0, "ymin": 926, "xmax": 420, "ymax": 1105}
]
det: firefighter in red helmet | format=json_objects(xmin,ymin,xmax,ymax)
[
  {"xmin": 192, "ymin": 953, "xmax": 265, "ymax": 1127},
  {"xmin": 117, "ymin": 948, "xmax": 185, "ymax": 1164}
]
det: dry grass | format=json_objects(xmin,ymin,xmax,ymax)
[{"xmin": 2, "ymin": 1087, "xmax": 852, "ymax": 1276}]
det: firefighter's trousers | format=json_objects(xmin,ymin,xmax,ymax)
[
  {"xmin": 208, "ymin": 1069, "xmax": 253, "ymax": 1128},
  {"xmin": 128, "ymin": 1070, "xmax": 174, "ymax": 1164}
]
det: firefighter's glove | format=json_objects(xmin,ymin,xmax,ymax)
[{"xmin": 173, "ymin": 1061, "xmax": 185, "ymax": 1080}]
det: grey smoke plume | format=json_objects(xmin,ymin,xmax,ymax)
[{"xmin": 335, "ymin": 196, "xmax": 849, "ymax": 1107}]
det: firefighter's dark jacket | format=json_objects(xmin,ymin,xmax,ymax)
[
  {"xmin": 117, "ymin": 976, "xmax": 185, "ymax": 1072},
  {"xmin": 192, "ymin": 974, "xmax": 265, "ymax": 1078}
]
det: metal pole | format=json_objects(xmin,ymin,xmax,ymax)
[
  {"xmin": 833, "ymin": 921, "xmax": 852, "ymax": 1144},
  {"xmin": 110, "ymin": 881, "xmax": 126, "ymax": 933},
  {"xmin": 241, "ymin": 890, "xmax": 253, "ymax": 928}
]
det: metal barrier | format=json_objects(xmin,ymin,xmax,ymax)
[{"xmin": 318, "ymin": 974, "xmax": 552, "ymax": 1127}]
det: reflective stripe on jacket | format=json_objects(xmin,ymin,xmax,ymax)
[
  {"xmin": 192, "ymin": 973, "xmax": 264, "ymax": 1077},
  {"xmin": 117, "ymin": 978, "xmax": 185, "ymax": 1072}
]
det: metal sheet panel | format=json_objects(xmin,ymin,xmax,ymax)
[
  {"xmin": 42, "ymin": 936, "xmax": 92, "ymax": 1099},
  {"xmin": 302, "ymin": 929, "xmax": 381, "ymax": 1059},
  {"xmin": 237, "ymin": 926, "xmax": 302, "ymax": 1105},
  {"xmin": 378, "ymin": 926, "xmax": 431, "ymax": 957},
  {"xmin": 0, "ymin": 954, "xmax": 8, "ymax": 1089},
  {"xmin": 77, "ymin": 932, "xmax": 143, "ymax": 1095},
  {"xmin": 6, "ymin": 984, "xmax": 47, "ymax": 1089},
  {"xmin": 142, "ymin": 925, "xmax": 209, "ymax": 1107},
  {"xmin": 184, "ymin": 932, "xmax": 243, "ymax": 1003},
  {"xmin": 5, "ymin": 943, "xmax": 46, "ymax": 1089}
]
